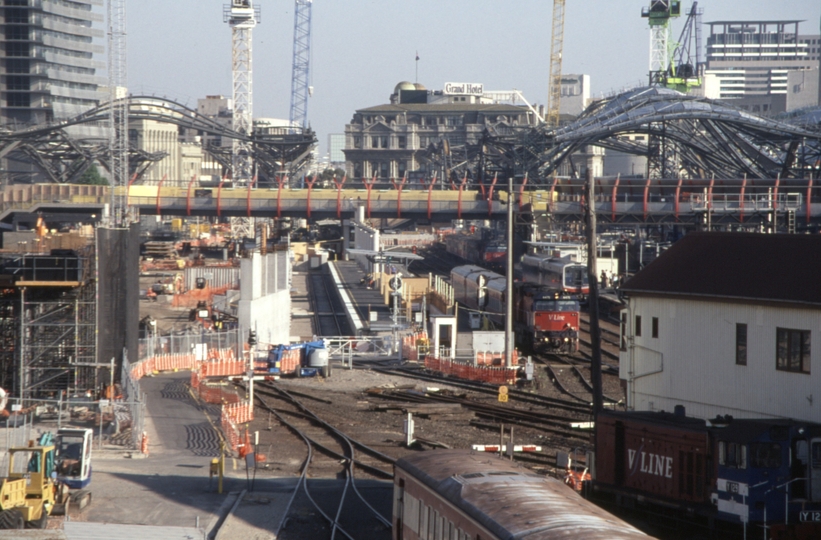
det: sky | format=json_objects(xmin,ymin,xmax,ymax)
[{"xmin": 126, "ymin": 1, "xmax": 821, "ymax": 156}]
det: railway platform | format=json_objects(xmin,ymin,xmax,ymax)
[{"xmin": 329, "ymin": 261, "xmax": 394, "ymax": 334}]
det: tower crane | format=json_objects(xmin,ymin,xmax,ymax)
[
  {"xmin": 224, "ymin": 0, "xmax": 260, "ymax": 187},
  {"xmin": 642, "ymin": 0, "xmax": 680, "ymax": 87},
  {"xmin": 667, "ymin": 2, "xmax": 703, "ymax": 92},
  {"xmin": 106, "ymin": 0, "xmax": 128, "ymax": 226},
  {"xmin": 642, "ymin": 1, "xmax": 702, "ymax": 92},
  {"xmin": 289, "ymin": 0, "xmax": 313, "ymax": 131},
  {"xmin": 546, "ymin": 0, "xmax": 566, "ymax": 128}
]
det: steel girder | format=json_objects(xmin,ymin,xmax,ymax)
[
  {"xmin": 425, "ymin": 87, "xmax": 821, "ymax": 184},
  {"xmin": 0, "ymin": 95, "xmax": 317, "ymax": 184}
]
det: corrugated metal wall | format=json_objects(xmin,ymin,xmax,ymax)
[
  {"xmin": 183, "ymin": 266, "xmax": 240, "ymax": 292},
  {"xmin": 623, "ymin": 296, "xmax": 821, "ymax": 423}
]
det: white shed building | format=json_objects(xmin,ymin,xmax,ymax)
[{"xmin": 619, "ymin": 232, "xmax": 821, "ymax": 424}]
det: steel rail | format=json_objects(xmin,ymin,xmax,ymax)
[
  {"xmin": 368, "ymin": 364, "xmax": 593, "ymax": 415},
  {"xmin": 257, "ymin": 385, "xmax": 394, "ymax": 533}
]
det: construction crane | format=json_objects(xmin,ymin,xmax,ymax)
[
  {"xmin": 106, "ymin": 0, "xmax": 128, "ymax": 227},
  {"xmin": 667, "ymin": 2, "xmax": 703, "ymax": 92},
  {"xmin": 642, "ymin": 0, "xmax": 680, "ymax": 87},
  {"xmin": 642, "ymin": 1, "xmax": 702, "ymax": 92},
  {"xmin": 223, "ymin": 0, "xmax": 260, "ymax": 187},
  {"xmin": 289, "ymin": 0, "xmax": 313, "ymax": 131},
  {"xmin": 545, "ymin": 0, "xmax": 566, "ymax": 128}
]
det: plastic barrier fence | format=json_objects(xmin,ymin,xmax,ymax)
[
  {"xmin": 424, "ymin": 355, "xmax": 518, "ymax": 385},
  {"xmin": 130, "ymin": 348, "xmax": 238, "ymax": 380},
  {"xmin": 401, "ymin": 332, "xmax": 428, "ymax": 362},
  {"xmin": 223, "ymin": 402, "xmax": 253, "ymax": 425}
]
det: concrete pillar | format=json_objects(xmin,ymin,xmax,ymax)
[{"xmin": 342, "ymin": 219, "xmax": 351, "ymax": 253}]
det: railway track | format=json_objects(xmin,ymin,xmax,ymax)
[
  {"xmin": 252, "ymin": 383, "xmax": 394, "ymax": 539},
  {"xmin": 362, "ymin": 362, "xmax": 593, "ymax": 416},
  {"xmin": 308, "ymin": 268, "xmax": 353, "ymax": 336}
]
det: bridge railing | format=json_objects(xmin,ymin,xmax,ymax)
[{"xmin": 690, "ymin": 192, "xmax": 803, "ymax": 212}]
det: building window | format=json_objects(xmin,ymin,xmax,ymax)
[
  {"xmin": 736, "ymin": 323, "xmax": 747, "ymax": 365},
  {"xmin": 652, "ymin": 317, "xmax": 658, "ymax": 338},
  {"xmin": 371, "ymin": 136, "xmax": 379, "ymax": 149},
  {"xmin": 380, "ymin": 136, "xmax": 388, "ymax": 149},
  {"xmin": 353, "ymin": 136, "xmax": 361, "ymax": 149},
  {"xmin": 398, "ymin": 136, "xmax": 406, "ymax": 149},
  {"xmin": 776, "ymin": 328, "xmax": 810, "ymax": 374},
  {"xmin": 620, "ymin": 312, "xmax": 627, "ymax": 351},
  {"xmin": 635, "ymin": 315, "xmax": 642, "ymax": 338}
]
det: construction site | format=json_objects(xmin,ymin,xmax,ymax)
[{"xmin": 0, "ymin": 0, "xmax": 818, "ymax": 538}]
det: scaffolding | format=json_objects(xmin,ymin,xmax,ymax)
[{"xmin": 0, "ymin": 245, "xmax": 100, "ymax": 399}]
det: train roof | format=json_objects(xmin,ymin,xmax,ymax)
[
  {"xmin": 451, "ymin": 265, "xmax": 503, "ymax": 281},
  {"xmin": 396, "ymin": 450, "xmax": 653, "ymax": 540},
  {"xmin": 598, "ymin": 410, "xmax": 821, "ymax": 441},
  {"xmin": 621, "ymin": 232, "xmax": 821, "ymax": 307}
]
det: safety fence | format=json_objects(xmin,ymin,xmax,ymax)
[
  {"xmin": 424, "ymin": 356, "xmax": 518, "ymax": 385},
  {"xmin": 193, "ymin": 383, "xmax": 241, "ymax": 405},
  {"xmin": 402, "ymin": 332, "xmax": 429, "ymax": 362},
  {"xmin": 128, "ymin": 349, "xmax": 238, "ymax": 381},
  {"xmin": 220, "ymin": 402, "xmax": 254, "ymax": 453},
  {"xmin": 475, "ymin": 350, "xmax": 520, "ymax": 366},
  {"xmin": 138, "ymin": 329, "xmax": 240, "ymax": 362}
]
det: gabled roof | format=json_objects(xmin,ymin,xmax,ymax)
[
  {"xmin": 356, "ymin": 103, "xmax": 528, "ymax": 114},
  {"xmin": 621, "ymin": 232, "xmax": 821, "ymax": 307}
]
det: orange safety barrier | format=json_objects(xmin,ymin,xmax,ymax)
[
  {"xmin": 200, "ymin": 359, "xmax": 245, "ymax": 378},
  {"xmin": 197, "ymin": 383, "xmax": 241, "ymax": 405},
  {"xmin": 223, "ymin": 401, "xmax": 253, "ymax": 424},
  {"xmin": 475, "ymin": 350, "xmax": 519, "ymax": 366},
  {"xmin": 131, "ymin": 349, "xmax": 235, "ymax": 380},
  {"xmin": 221, "ymin": 414, "xmax": 241, "ymax": 452},
  {"xmin": 401, "ymin": 332, "xmax": 428, "ymax": 362},
  {"xmin": 424, "ymin": 355, "xmax": 518, "ymax": 385}
]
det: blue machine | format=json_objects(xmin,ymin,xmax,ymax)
[{"xmin": 267, "ymin": 340, "xmax": 327, "ymax": 377}]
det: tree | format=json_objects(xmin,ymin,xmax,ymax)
[{"xmin": 77, "ymin": 164, "xmax": 109, "ymax": 185}]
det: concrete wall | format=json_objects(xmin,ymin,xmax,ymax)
[
  {"xmin": 238, "ymin": 251, "xmax": 292, "ymax": 346},
  {"xmin": 620, "ymin": 295, "xmax": 821, "ymax": 424}
]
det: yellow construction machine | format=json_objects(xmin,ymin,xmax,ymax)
[{"xmin": 0, "ymin": 442, "xmax": 56, "ymax": 529}]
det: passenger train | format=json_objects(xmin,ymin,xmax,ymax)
[
  {"xmin": 444, "ymin": 230, "xmax": 506, "ymax": 270},
  {"xmin": 450, "ymin": 265, "xmax": 579, "ymax": 353},
  {"xmin": 593, "ymin": 408, "xmax": 821, "ymax": 539},
  {"xmin": 520, "ymin": 253, "xmax": 589, "ymax": 297},
  {"xmin": 393, "ymin": 449, "xmax": 656, "ymax": 540}
]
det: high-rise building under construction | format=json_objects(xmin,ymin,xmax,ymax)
[{"xmin": 0, "ymin": 0, "xmax": 104, "ymax": 127}]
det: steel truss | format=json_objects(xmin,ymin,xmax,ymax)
[
  {"xmin": 422, "ymin": 87, "xmax": 821, "ymax": 184},
  {"xmin": 0, "ymin": 96, "xmax": 316, "ymax": 186}
]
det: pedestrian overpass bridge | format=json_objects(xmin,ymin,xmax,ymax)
[{"xmin": 1, "ymin": 179, "xmax": 819, "ymax": 228}]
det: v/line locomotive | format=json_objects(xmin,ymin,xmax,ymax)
[
  {"xmin": 450, "ymin": 265, "xmax": 579, "ymax": 353},
  {"xmin": 393, "ymin": 449, "xmax": 655, "ymax": 540},
  {"xmin": 592, "ymin": 408, "xmax": 821, "ymax": 539},
  {"xmin": 444, "ymin": 230, "xmax": 506, "ymax": 270}
]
